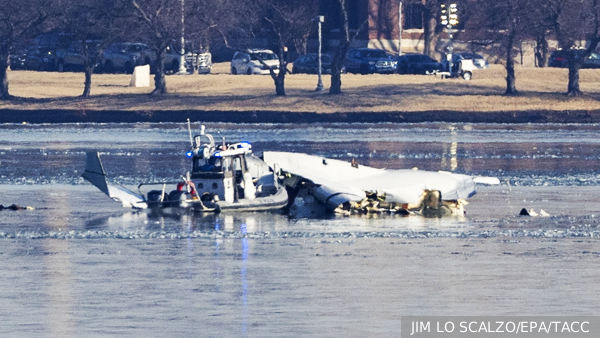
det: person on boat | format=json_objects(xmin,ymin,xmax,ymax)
[
  {"xmin": 199, "ymin": 157, "xmax": 221, "ymax": 172},
  {"xmin": 176, "ymin": 181, "xmax": 195, "ymax": 196}
]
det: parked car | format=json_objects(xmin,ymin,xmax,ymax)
[
  {"xmin": 439, "ymin": 54, "xmax": 476, "ymax": 80},
  {"xmin": 292, "ymin": 53, "xmax": 345, "ymax": 74},
  {"xmin": 29, "ymin": 32, "xmax": 74, "ymax": 71},
  {"xmin": 24, "ymin": 46, "xmax": 57, "ymax": 71},
  {"xmin": 549, "ymin": 49, "xmax": 600, "ymax": 68},
  {"xmin": 9, "ymin": 47, "xmax": 28, "ymax": 70},
  {"xmin": 57, "ymin": 40, "xmax": 102, "ymax": 72},
  {"xmin": 396, "ymin": 53, "xmax": 441, "ymax": 74},
  {"xmin": 583, "ymin": 52, "xmax": 600, "ymax": 68},
  {"xmin": 231, "ymin": 49, "xmax": 279, "ymax": 75},
  {"xmin": 162, "ymin": 45, "xmax": 182, "ymax": 73},
  {"xmin": 454, "ymin": 52, "xmax": 488, "ymax": 69},
  {"xmin": 345, "ymin": 48, "xmax": 396, "ymax": 74},
  {"xmin": 101, "ymin": 42, "xmax": 155, "ymax": 74}
]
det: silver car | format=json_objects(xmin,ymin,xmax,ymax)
[
  {"xmin": 101, "ymin": 43, "xmax": 155, "ymax": 74},
  {"xmin": 231, "ymin": 49, "xmax": 279, "ymax": 75}
]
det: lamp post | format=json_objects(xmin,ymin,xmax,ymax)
[
  {"xmin": 440, "ymin": 3, "xmax": 458, "ymax": 76},
  {"xmin": 177, "ymin": 0, "xmax": 187, "ymax": 74},
  {"xmin": 315, "ymin": 15, "xmax": 324, "ymax": 92}
]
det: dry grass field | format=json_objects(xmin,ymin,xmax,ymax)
[{"xmin": 3, "ymin": 62, "xmax": 600, "ymax": 113}]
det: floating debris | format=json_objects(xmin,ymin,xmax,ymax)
[
  {"xmin": 519, "ymin": 208, "xmax": 550, "ymax": 217},
  {"xmin": 334, "ymin": 190, "xmax": 466, "ymax": 218},
  {"xmin": 0, "ymin": 204, "xmax": 34, "ymax": 211}
]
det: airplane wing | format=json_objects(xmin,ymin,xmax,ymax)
[
  {"xmin": 352, "ymin": 169, "xmax": 477, "ymax": 203},
  {"xmin": 263, "ymin": 151, "xmax": 498, "ymax": 211},
  {"xmin": 82, "ymin": 152, "xmax": 147, "ymax": 209},
  {"xmin": 263, "ymin": 151, "xmax": 374, "ymax": 209}
]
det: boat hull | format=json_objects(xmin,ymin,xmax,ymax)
[
  {"xmin": 151, "ymin": 186, "xmax": 289, "ymax": 213},
  {"xmin": 198, "ymin": 186, "xmax": 289, "ymax": 212}
]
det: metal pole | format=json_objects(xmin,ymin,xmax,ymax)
[
  {"xmin": 316, "ymin": 16, "xmax": 324, "ymax": 92},
  {"xmin": 448, "ymin": 24, "xmax": 453, "ymax": 76},
  {"xmin": 398, "ymin": 1, "xmax": 402, "ymax": 56},
  {"xmin": 178, "ymin": 0, "xmax": 187, "ymax": 74},
  {"xmin": 446, "ymin": 3, "xmax": 456, "ymax": 76}
]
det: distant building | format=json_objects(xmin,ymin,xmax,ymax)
[{"xmin": 319, "ymin": 0, "xmax": 431, "ymax": 54}]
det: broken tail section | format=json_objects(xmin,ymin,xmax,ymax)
[{"xmin": 82, "ymin": 152, "xmax": 147, "ymax": 209}]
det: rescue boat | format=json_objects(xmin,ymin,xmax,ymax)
[{"xmin": 82, "ymin": 124, "xmax": 288, "ymax": 213}]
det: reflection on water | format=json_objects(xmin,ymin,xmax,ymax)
[{"xmin": 1, "ymin": 122, "xmax": 600, "ymax": 187}]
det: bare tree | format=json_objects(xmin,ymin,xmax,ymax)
[
  {"xmin": 521, "ymin": 0, "xmax": 555, "ymax": 67},
  {"xmin": 504, "ymin": 0, "xmax": 520, "ymax": 95},
  {"xmin": 207, "ymin": 0, "xmax": 316, "ymax": 96},
  {"xmin": 262, "ymin": 0, "xmax": 319, "ymax": 96},
  {"xmin": 186, "ymin": 0, "xmax": 228, "ymax": 52},
  {"xmin": 550, "ymin": 0, "xmax": 600, "ymax": 96},
  {"xmin": 59, "ymin": 0, "xmax": 123, "ymax": 97},
  {"xmin": 329, "ymin": 0, "xmax": 351, "ymax": 95},
  {"xmin": 423, "ymin": 0, "xmax": 442, "ymax": 58},
  {"xmin": 290, "ymin": 0, "xmax": 320, "ymax": 55},
  {"xmin": 130, "ymin": 0, "xmax": 185, "ymax": 95},
  {"xmin": 463, "ymin": 0, "xmax": 528, "ymax": 95},
  {"xmin": 0, "ymin": 0, "xmax": 53, "ymax": 100},
  {"xmin": 329, "ymin": 0, "xmax": 367, "ymax": 95},
  {"xmin": 211, "ymin": 0, "xmax": 262, "ymax": 52}
]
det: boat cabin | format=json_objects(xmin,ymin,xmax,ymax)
[{"xmin": 189, "ymin": 131, "xmax": 256, "ymax": 203}]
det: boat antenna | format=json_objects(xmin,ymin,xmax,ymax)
[{"xmin": 187, "ymin": 119, "xmax": 194, "ymax": 148}]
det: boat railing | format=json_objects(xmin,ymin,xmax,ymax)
[
  {"xmin": 136, "ymin": 181, "xmax": 182, "ymax": 198},
  {"xmin": 193, "ymin": 134, "xmax": 215, "ymax": 150}
]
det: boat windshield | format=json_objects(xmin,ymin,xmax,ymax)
[
  {"xmin": 196, "ymin": 156, "xmax": 233, "ymax": 173},
  {"xmin": 198, "ymin": 157, "xmax": 222, "ymax": 172}
]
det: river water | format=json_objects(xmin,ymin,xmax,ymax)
[{"xmin": 0, "ymin": 122, "xmax": 599, "ymax": 337}]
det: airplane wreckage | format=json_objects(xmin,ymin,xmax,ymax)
[
  {"xmin": 82, "ymin": 124, "xmax": 499, "ymax": 217},
  {"xmin": 262, "ymin": 152, "xmax": 499, "ymax": 217}
]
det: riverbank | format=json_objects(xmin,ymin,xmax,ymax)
[
  {"xmin": 4, "ymin": 63, "xmax": 600, "ymax": 123},
  {"xmin": 3, "ymin": 108, "xmax": 600, "ymax": 124}
]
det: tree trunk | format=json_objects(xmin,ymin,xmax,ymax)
[
  {"xmin": 504, "ymin": 5, "xmax": 518, "ymax": 96},
  {"xmin": 329, "ymin": 40, "xmax": 350, "ymax": 95},
  {"xmin": 505, "ymin": 37, "xmax": 518, "ymax": 95},
  {"xmin": 505, "ymin": 59, "xmax": 517, "ymax": 95},
  {"xmin": 0, "ymin": 46, "xmax": 11, "ymax": 100},
  {"xmin": 535, "ymin": 32, "xmax": 548, "ymax": 67},
  {"xmin": 274, "ymin": 73, "xmax": 285, "ymax": 96},
  {"xmin": 567, "ymin": 61, "xmax": 582, "ymax": 97},
  {"xmin": 152, "ymin": 48, "xmax": 167, "ymax": 95},
  {"xmin": 330, "ymin": 70, "xmax": 342, "ymax": 94},
  {"xmin": 329, "ymin": 0, "xmax": 351, "ymax": 95},
  {"xmin": 269, "ymin": 46, "xmax": 287, "ymax": 96},
  {"xmin": 82, "ymin": 66, "xmax": 94, "ymax": 97},
  {"xmin": 423, "ymin": 9, "xmax": 438, "ymax": 58}
]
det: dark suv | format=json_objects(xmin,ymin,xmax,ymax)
[
  {"xmin": 25, "ymin": 46, "xmax": 58, "ymax": 71},
  {"xmin": 345, "ymin": 48, "xmax": 396, "ymax": 74},
  {"xmin": 292, "ymin": 53, "xmax": 344, "ymax": 74},
  {"xmin": 25, "ymin": 32, "xmax": 74, "ymax": 71},
  {"xmin": 549, "ymin": 49, "xmax": 600, "ymax": 68},
  {"xmin": 396, "ymin": 53, "xmax": 441, "ymax": 74}
]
